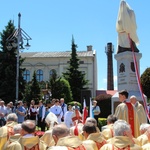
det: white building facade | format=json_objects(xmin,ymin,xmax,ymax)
[{"xmin": 20, "ymin": 46, "xmax": 97, "ymax": 97}]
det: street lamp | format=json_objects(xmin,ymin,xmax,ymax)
[{"xmin": 6, "ymin": 13, "xmax": 32, "ymax": 102}]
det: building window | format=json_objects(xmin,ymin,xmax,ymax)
[
  {"xmin": 23, "ymin": 70, "xmax": 30, "ymax": 82},
  {"xmin": 36, "ymin": 69, "xmax": 43, "ymax": 82},
  {"xmin": 79, "ymin": 61, "xmax": 84, "ymax": 64},
  {"xmin": 50, "ymin": 69, "xmax": 56, "ymax": 78}
]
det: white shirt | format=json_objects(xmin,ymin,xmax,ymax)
[
  {"xmin": 0, "ymin": 106, "xmax": 7, "ymax": 118},
  {"xmin": 60, "ymin": 103, "xmax": 67, "ymax": 117},
  {"xmin": 29, "ymin": 106, "xmax": 37, "ymax": 115},
  {"xmin": 49, "ymin": 105, "xmax": 62, "ymax": 116},
  {"xmin": 64, "ymin": 111, "xmax": 73, "ymax": 128},
  {"xmin": 49, "ymin": 105, "xmax": 62, "ymax": 123}
]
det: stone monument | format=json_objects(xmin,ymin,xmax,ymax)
[{"xmin": 111, "ymin": 0, "xmax": 147, "ymax": 113}]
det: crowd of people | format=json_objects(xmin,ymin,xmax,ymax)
[
  {"xmin": 0, "ymin": 90, "xmax": 150, "ymax": 149},
  {"xmin": 0, "ymin": 98, "xmax": 77, "ymax": 131}
]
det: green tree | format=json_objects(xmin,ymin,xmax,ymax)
[
  {"xmin": 29, "ymin": 71, "xmax": 41, "ymax": 104},
  {"xmin": 0, "ymin": 20, "xmax": 25, "ymax": 103},
  {"xmin": 57, "ymin": 78, "xmax": 72, "ymax": 103},
  {"xmin": 23, "ymin": 82, "xmax": 32, "ymax": 104},
  {"xmin": 49, "ymin": 69, "xmax": 58, "ymax": 99},
  {"xmin": 141, "ymin": 67, "xmax": 150, "ymax": 99},
  {"xmin": 63, "ymin": 36, "xmax": 88, "ymax": 102},
  {"xmin": 39, "ymin": 81, "xmax": 47, "ymax": 89},
  {"xmin": 49, "ymin": 70, "xmax": 72, "ymax": 103}
]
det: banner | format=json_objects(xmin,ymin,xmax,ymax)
[{"xmin": 128, "ymin": 34, "xmax": 150, "ymax": 122}]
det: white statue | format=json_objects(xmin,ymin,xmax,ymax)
[{"xmin": 116, "ymin": 0, "xmax": 139, "ymax": 53}]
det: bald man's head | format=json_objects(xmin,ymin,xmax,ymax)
[
  {"xmin": 52, "ymin": 124, "xmax": 69, "ymax": 138},
  {"xmin": 22, "ymin": 120, "xmax": 36, "ymax": 134},
  {"xmin": 130, "ymin": 95, "xmax": 137, "ymax": 105},
  {"xmin": 85, "ymin": 117, "xmax": 97, "ymax": 127}
]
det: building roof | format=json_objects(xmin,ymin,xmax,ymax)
[{"xmin": 20, "ymin": 51, "xmax": 95, "ymax": 58}]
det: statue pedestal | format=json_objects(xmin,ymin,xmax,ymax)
[
  {"xmin": 115, "ymin": 51, "xmax": 142, "ymax": 91},
  {"xmin": 111, "ymin": 51, "xmax": 147, "ymax": 113}
]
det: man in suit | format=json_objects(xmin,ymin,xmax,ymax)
[
  {"xmin": 60, "ymin": 98, "xmax": 67, "ymax": 122},
  {"xmin": 38, "ymin": 100, "xmax": 46, "ymax": 131}
]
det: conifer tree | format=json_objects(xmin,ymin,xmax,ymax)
[
  {"xmin": 29, "ymin": 71, "xmax": 41, "ymax": 104},
  {"xmin": 63, "ymin": 36, "xmax": 88, "ymax": 102},
  {"xmin": 23, "ymin": 83, "xmax": 32, "ymax": 104},
  {"xmin": 0, "ymin": 20, "xmax": 25, "ymax": 103}
]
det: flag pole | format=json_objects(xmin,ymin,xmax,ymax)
[{"xmin": 90, "ymin": 97, "xmax": 94, "ymax": 118}]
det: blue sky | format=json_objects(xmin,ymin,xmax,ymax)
[{"xmin": 0, "ymin": 0, "xmax": 149, "ymax": 90}]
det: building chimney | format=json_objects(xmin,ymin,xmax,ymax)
[
  {"xmin": 105, "ymin": 42, "xmax": 114, "ymax": 90},
  {"xmin": 87, "ymin": 45, "xmax": 92, "ymax": 51}
]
